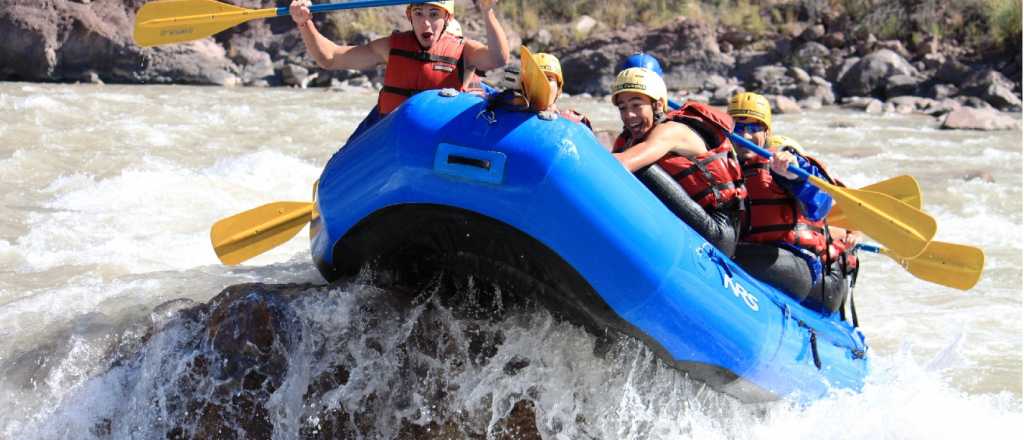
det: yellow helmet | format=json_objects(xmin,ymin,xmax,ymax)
[
  {"xmin": 611, "ymin": 67, "xmax": 667, "ymax": 107},
  {"xmin": 534, "ymin": 53, "xmax": 563, "ymax": 91},
  {"xmin": 409, "ymin": 1, "xmax": 455, "ymax": 16},
  {"xmin": 728, "ymin": 92, "xmax": 772, "ymax": 128},
  {"xmin": 767, "ymin": 134, "xmax": 805, "ymax": 154}
]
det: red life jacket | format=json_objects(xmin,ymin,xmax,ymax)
[
  {"xmin": 801, "ymin": 152, "xmax": 859, "ymax": 272},
  {"xmin": 378, "ymin": 31, "xmax": 465, "ymax": 114},
  {"xmin": 612, "ymin": 132, "xmax": 630, "ymax": 153},
  {"xmin": 656, "ymin": 103, "xmax": 746, "ymax": 210},
  {"xmin": 740, "ymin": 152, "xmax": 828, "ymax": 257}
]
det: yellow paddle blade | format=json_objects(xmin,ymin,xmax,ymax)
[
  {"xmin": 519, "ymin": 46, "xmax": 554, "ymax": 112},
  {"xmin": 134, "ymin": 0, "xmax": 278, "ymax": 47},
  {"xmin": 880, "ymin": 241, "xmax": 985, "ymax": 290},
  {"xmin": 810, "ymin": 175, "xmax": 936, "ymax": 258},
  {"xmin": 829, "ymin": 175, "xmax": 923, "ymax": 229},
  {"xmin": 210, "ymin": 201, "xmax": 313, "ymax": 265}
]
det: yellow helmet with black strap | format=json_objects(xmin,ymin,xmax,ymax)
[{"xmin": 728, "ymin": 92, "xmax": 772, "ymax": 128}]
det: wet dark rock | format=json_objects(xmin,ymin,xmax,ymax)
[
  {"xmin": 934, "ymin": 59, "xmax": 973, "ymax": 86},
  {"xmin": 958, "ymin": 69, "xmax": 1023, "ymax": 110},
  {"xmin": 0, "ymin": 0, "xmax": 246, "ymax": 85},
  {"xmin": 231, "ymin": 46, "xmax": 276, "ymax": 86},
  {"xmin": 733, "ymin": 50, "xmax": 782, "ymax": 85},
  {"xmin": 281, "ymin": 63, "xmax": 316, "ymax": 88},
  {"xmin": 828, "ymin": 56, "xmax": 859, "ymax": 83},
  {"xmin": 751, "ymin": 65, "xmax": 790, "ymax": 88},
  {"xmin": 711, "ymin": 83, "xmax": 744, "ymax": 105},
  {"xmin": 555, "ymin": 17, "xmax": 732, "ymax": 95},
  {"xmin": 837, "ymin": 49, "xmax": 917, "ymax": 97},
  {"xmin": 492, "ymin": 400, "xmax": 542, "ymax": 440},
  {"xmin": 791, "ymin": 41, "xmax": 830, "ymax": 68},
  {"xmin": 842, "ymin": 96, "xmax": 884, "ymax": 113},
  {"xmin": 958, "ymin": 96, "xmax": 996, "ymax": 110},
  {"xmin": 921, "ymin": 52, "xmax": 947, "ymax": 71},
  {"xmin": 884, "ymin": 74, "xmax": 923, "ymax": 98},
  {"xmin": 792, "ymin": 82, "xmax": 836, "ymax": 105},
  {"xmin": 928, "ymin": 83, "xmax": 959, "ymax": 100},
  {"xmin": 503, "ymin": 356, "xmax": 531, "ymax": 376}
]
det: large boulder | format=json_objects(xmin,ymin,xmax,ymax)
[
  {"xmin": 958, "ymin": 69, "xmax": 1023, "ymax": 110},
  {"xmin": 934, "ymin": 59, "xmax": 973, "ymax": 85},
  {"xmin": 837, "ymin": 49, "xmax": 917, "ymax": 97},
  {"xmin": 556, "ymin": 17, "xmax": 734, "ymax": 95},
  {"xmin": 0, "ymin": 0, "xmax": 243, "ymax": 85},
  {"xmin": 884, "ymin": 74, "xmax": 923, "ymax": 98},
  {"xmin": 941, "ymin": 107, "xmax": 1020, "ymax": 130},
  {"xmin": 790, "ymin": 41, "xmax": 830, "ymax": 69}
]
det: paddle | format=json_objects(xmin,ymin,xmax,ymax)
[
  {"xmin": 828, "ymin": 175, "xmax": 922, "ymax": 229},
  {"xmin": 858, "ymin": 241, "xmax": 984, "ymax": 290},
  {"xmin": 211, "ymin": 201, "xmax": 313, "ymax": 265},
  {"xmin": 134, "ymin": 0, "xmax": 424, "ymax": 47},
  {"xmin": 726, "ymin": 131, "xmax": 937, "ymax": 258},
  {"xmin": 519, "ymin": 46, "xmax": 554, "ymax": 112}
]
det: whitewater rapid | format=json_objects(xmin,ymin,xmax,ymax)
[{"xmin": 1, "ymin": 83, "xmax": 1021, "ymax": 438}]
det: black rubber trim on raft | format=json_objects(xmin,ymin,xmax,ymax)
[{"xmin": 315, "ymin": 204, "xmax": 778, "ymax": 402}]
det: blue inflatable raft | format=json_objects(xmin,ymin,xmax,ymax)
[{"xmin": 309, "ymin": 89, "xmax": 869, "ymax": 403}]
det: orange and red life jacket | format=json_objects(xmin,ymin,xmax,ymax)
[
  {"xmin": 740, "ymin": 151, "xmax": 829, "ymax": 257},
  {"xmin": 378, "ymin": 31, "xmax": 465, "ymax": 114},
  {"xmin": 613, "ymin": 102, "xmax": 746, "ymax": 210},
  {"xmin": 656, "ymin": 103, "xmax": 746, "ymax": 210}
]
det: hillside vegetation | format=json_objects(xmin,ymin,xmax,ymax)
[{"xmin": 493, "ymin": 0, "xmax": 1021, "ymax": 55}]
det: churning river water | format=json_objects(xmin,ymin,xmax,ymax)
[{"xmin": 1, "ymin": 82, "xmax": 1021, "ymax": 438}]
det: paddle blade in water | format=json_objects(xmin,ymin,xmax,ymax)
[
  {"xmin": 829, "ymin": 175, "xmax": 922, "ymax": 229},
  {"xmin": 210, "ymin": 201, "xmax": 313, "ymax": 265},
  {"xmin": 134, "ymin": 0, "xmax": 277, "ymax": 47}
]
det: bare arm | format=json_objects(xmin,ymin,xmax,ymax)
[
  {"xmin": 462, "ymin": 0, "xmax": 510, "ymax": 71},
  {"xmin": 290, "ymin": 1, "xmax": 388, "ymax": 70},
  {"xmin": 613, "ymin": 121, "xmax": 709, "ymax": 172}
]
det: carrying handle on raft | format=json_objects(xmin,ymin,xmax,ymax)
[
  {"xmin": 134, "ymin": 0, "xmax": 426, "ymax": 47},
  {"xmin": 724, "ymin": 130, "xmax": 937, "ymax": 259},
  {"xmin": 857, "ymin": 241, "xmax": 984, "ymax": 290}
]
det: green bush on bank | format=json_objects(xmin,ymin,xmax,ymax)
[{"xmin": 497, "ymin": 0, "xmax": 1021, "ymax": 55}]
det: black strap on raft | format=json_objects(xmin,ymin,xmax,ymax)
[
  {"xmin": 796, "ymin": 320, "xmax": 823, "ymax": 370},
  {"xmin": 809, "ymin": 330, "xmax": 822, "ymax": 369}
]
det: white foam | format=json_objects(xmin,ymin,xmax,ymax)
[{"xmin": 13, "ymin": 151, "xmax": 321, "ymax": 273}]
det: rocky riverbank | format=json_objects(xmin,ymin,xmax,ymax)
[{"xmin": 1, "ymin": 0, "xmax": 1020, "ymax": 130}]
